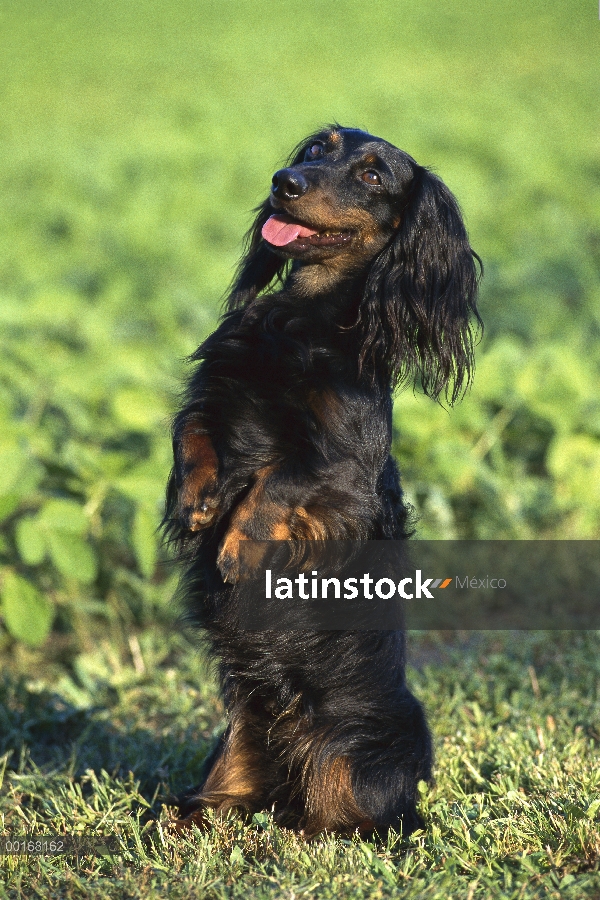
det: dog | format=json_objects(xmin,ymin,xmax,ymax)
[{"xmin": 164, "ymin": 126, "xmax": 481, "ymax": 837}]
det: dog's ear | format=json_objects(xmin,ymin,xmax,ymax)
[
  {"xmin": 360, "ymin": 167, "xmax": 482, "ymax": 403},
  {"xmin": 227, "ymin": 199, "xmax": 287, "ymax": 310}
]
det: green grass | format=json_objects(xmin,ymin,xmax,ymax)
[
  {"xmin": 1, "ymin": 0, "xmax": 600, "ymax": 896},
  {"xmin": 1, "ymin": 631, "xmax": 599, "ymax": 898}
]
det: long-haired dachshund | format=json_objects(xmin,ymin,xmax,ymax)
[{"xmin": 164, "ymin": 126, "xmax": 481, "ymax": 837}]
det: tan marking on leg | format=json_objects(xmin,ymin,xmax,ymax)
[
  {"xmin": 178, "ymin": 428, "xmax": 219, "ymax": 530},
  {"xmin": 217, "ymin": 465, "xmax": 293, "ymax": 581},
  {"xmin": 218, "ymin": 525, "xmax": 246, "ymax": 564},
  {"xmin": 177, "ymin": 717, "xmax": 272, "ymax": 828},
  {"xmin": 301, "ymin": 755, "xmax": 373, "ymax": 837},
  {"xmin": 271, "ymin": 522, "xmax": 292, "ymax": 540}
]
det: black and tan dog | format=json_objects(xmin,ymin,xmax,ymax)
[{"xmin": 164, "ymin": 126, "xmax": 481, "ymax": 837}]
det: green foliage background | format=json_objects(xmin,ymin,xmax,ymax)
[{"xmin": 0, "ymin": 0, "xmax": 599, "ymax": 649}]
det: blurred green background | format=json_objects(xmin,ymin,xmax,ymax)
[{"xmin": 0, "ymin": 0, "xmax": 599, "ymax": 654}]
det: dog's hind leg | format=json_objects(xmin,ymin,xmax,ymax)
[
  {"xmin": 297, "ymin": 754, "xmax": 375, "ymax": 838},
  {"xmin": 290, "ymin": 688, "xmax": 432, "ymax": 839},
  {"xmin": 350, "ymin": 691, "xmax": 433, "ymax": 838},
  {"xmin": 176, "ymin": 710, "xmax": 278, "ymax": 828}
]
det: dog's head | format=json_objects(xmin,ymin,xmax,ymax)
[{"xmin": 229, "ymin": 126, "xmax": 482, "ymax": 402}]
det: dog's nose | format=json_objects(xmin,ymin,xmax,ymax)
[{"xmin": 271, "ymin": 168, "xmax": 308, "ymax": 201}]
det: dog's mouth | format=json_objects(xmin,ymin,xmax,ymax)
[{"xmin": 261, "ymin": 214, "xmax": 353, "ymax": 249}]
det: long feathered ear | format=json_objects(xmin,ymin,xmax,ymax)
[
  {"xmin": 226, "ymin": 199, "xmax": 288, "ymax": 310},
  {"xmin": 359, "ymin": 166, "xmax": 483, "ymax": 403}
]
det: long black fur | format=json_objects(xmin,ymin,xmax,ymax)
[{"xmin": 164, "ymin": 126, "xmax": 481, "ymax": 837}]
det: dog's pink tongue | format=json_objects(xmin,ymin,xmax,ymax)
[{"xmin": 262, "ymin": 215, "xmax": 317, "ymax": 246}]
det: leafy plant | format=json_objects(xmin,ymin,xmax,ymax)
[{"xmin": 0, "ymin": 0, "xmax": 599, "ymax": 648}]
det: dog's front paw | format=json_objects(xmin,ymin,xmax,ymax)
[
  {"xmin": 176, "ymin": 455, "xmax": 220, "ymax": 531},
  {"xmin": 217, "ymin": 526, "xmax": 290, "ymax": 584},
  {"xmin": 175, "ymin": 430, "xmax": 220, "ymax": 532},
  {"xmin": 178, "ymin": 479, "xmax": 220, "ymax": 532},
  {"xmin": 217, "ymin": 527, "xmax": 245, "ymax": 583}
]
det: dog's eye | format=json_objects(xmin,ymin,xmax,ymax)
[
  {"xmin": 305, "ymin": 143, "xmax": 325, "ymax": 161},
  {"xmin": 361, "ymin": 170, "xmax": 381, "ymax": 185}
]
